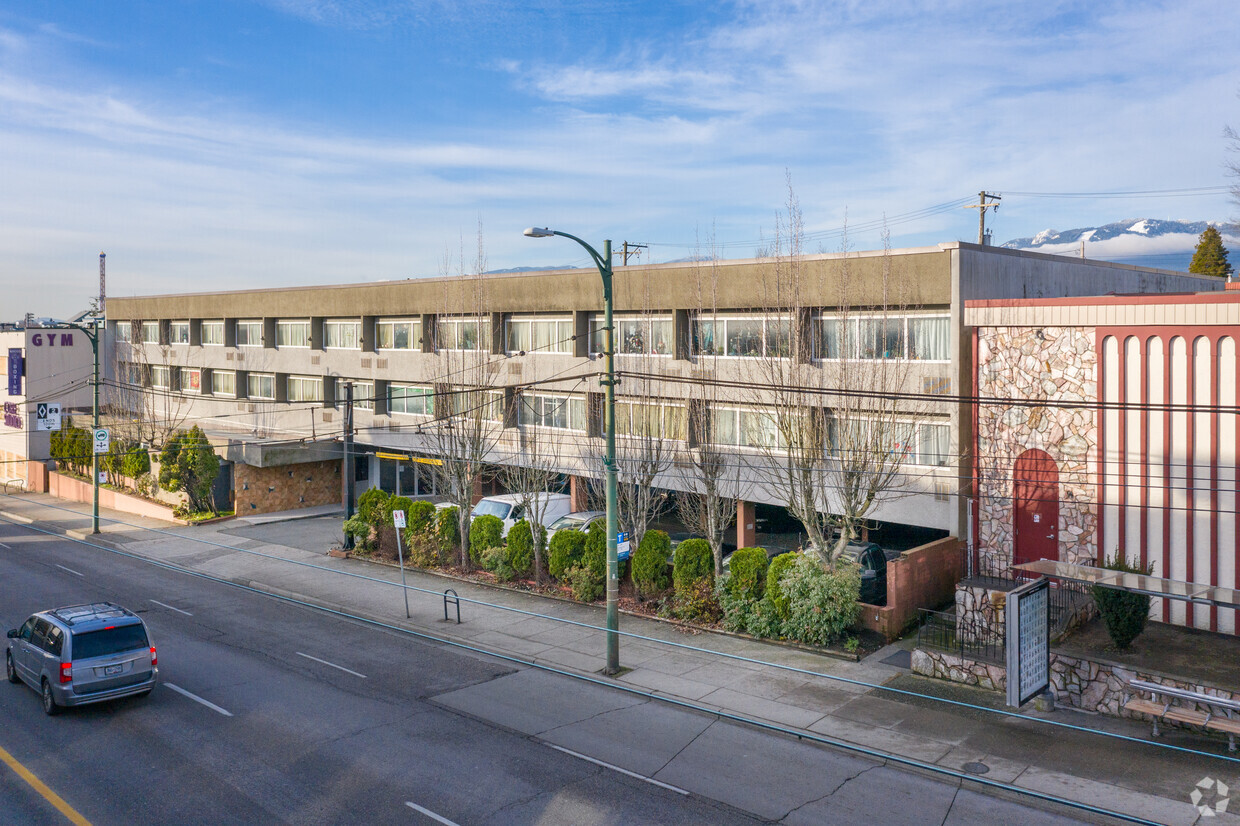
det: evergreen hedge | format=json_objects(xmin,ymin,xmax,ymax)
[
  {"xmin": 725, "ymin": 547, "xmax": 769, "ymax": 601},
  {"xmin": 1092, "ymin": 555, "xmax": 1155, "ymax": 650},
  {"xmin": 632, "ymin": 530, "xmax": 671, "ymax": 597},
  {"xmin": 765, "ymin": 552, "xmax": 799, "ymax": 619},
  {"xmin": 548, "ymin": 528, "xmax": 586, "ymax": 581},
  {"xmin": 506, "ymin": 519, "xmax": 535, "ymax": 577},
  {"xmin": 673, "ymin": 538, "xmax": 714, "ymax": 598},
  {"xmin": 469, "ymin": 514, "xmax": 504, "ymax": 564}
]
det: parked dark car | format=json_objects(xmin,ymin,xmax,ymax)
[{"xmin": 839, "ymin": 541, "xmax": 889, "ymax": 606}]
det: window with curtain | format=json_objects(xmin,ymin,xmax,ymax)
[
  {"xmin": 325, "ymin": 320, "xmax": 362, "ymax": 349},
  {"xmin": 375, "ymin": 319, "xmax": 422, "ymax": 350},
  {"xmin": 389, "ymin": 384, "xmax": 434, "ymax": 415},
  {"xmin": 508, "ymin": 316, "xmax": 574, "ymax": 354},
  {"xmin": 247, "ymin": 373, "xmax": 276, "ymax": 400},
  {"xmin": 211, "ymin": 370, "xmax": 236, "ymax": 397},
  {"xmin": 286, "ymin": 376, "xmax": 323, "ymax": 403},
  {"xmin": 201, "ymin": 321, "xmax": 224, "ymax": 345},
  {"xmin": 520, "ymin": 394, "xmax": 586, "ymax": 430},
  {"xmin": 276, "ymin": 320, "xmax": 311, "ymax": 348},
  {"xmin": 236, "ymin": 321, "xmax": 263, "ymax": 346},
  {"xmin": 907, "ymin": 316, "xmax": 950, "ymax": 361},
  {"xmin": 334, "ymin": 379, "xmax": 374, "ymax": 410},
  {"xmin": 169, "ymin": 322, "xmax": 190, "ymax": 344}
]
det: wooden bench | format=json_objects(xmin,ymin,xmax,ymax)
[{"xmin": 1123, "ymin": 679, "xmax": 1240, "ymax": 752}]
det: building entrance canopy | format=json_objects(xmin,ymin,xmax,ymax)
[{"xmin": 1013, "ymin": 560, "xmax": 1240, "ymax": 610}]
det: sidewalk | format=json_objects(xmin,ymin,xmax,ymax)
[{"xmin": 2, "ymin": 492, "xmax": 1235, "ymax": 825}]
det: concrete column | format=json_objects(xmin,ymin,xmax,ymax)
[
  {"xmin": 737, "ymin": 499, "xmax": 756, "ymax": 549},
  {"xmin": 570, "ymin": 475, "xmax": 590, "ymax": 512}
]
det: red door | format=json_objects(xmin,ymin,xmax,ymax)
[{"xmin": 1013, "ymin": 448, "xmax": 1059, "ymax": 566}]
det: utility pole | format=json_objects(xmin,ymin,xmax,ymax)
[
  {"xmin": 342, "ymin": 381, "xmax": 355, "ymax": 549},
  {"xmin": 616, "ymin": 241, "xmax": 647, "ymax": 266},
  {"xmin": 963, "ymin": 192, "xmax": 1001, "ymax": 244}
]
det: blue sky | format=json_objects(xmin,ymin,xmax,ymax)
[{"xmin": 1, "ymin": 0, "xmax": 1238, "ymax": 316}]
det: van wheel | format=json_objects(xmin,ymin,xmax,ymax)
[
  {"xmin": 41, "ymin": 679, "xmax": 60, "ymax": 716},
  {"xmin": 5, "ymin": 651, "xmax": 19, "ymax": 684}
]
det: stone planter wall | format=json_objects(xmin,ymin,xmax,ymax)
[{"xmin": 913, "ymin": 646, "xmax": 1240, "ymax": 720}]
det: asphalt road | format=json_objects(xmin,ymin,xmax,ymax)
[{"xmin": 0, "ymin": 521, "xmax": 1083, "ymax": 825}]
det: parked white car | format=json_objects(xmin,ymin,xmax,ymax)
[{"xmin": 470, "ymin": 493, "xmax": 573, "ymax": 537}]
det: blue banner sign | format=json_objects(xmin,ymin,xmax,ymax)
[{"xmin": 7, "ymin": 348, "xmax": 21, "ymax": 396}]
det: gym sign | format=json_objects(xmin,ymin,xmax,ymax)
[{"xmin": 29, "ymin": 332, "xmax": 75, "ymax": 348}]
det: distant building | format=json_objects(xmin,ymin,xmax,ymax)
[
  {"xmin": 969, "ymin": 284, "xmax": 1240, "ymax": 634},
  {"xmin": 1, "ymin": 322, "xmax": 99, "ymax": 488},
  {"xmin": 104, "ymin": 243, "xmax": 1217, "ymax": 550}
]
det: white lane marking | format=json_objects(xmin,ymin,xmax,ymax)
[
  {"xmin": 404, "ymin": 802, "xmax": 459, "ymax": 825},
  {"xmin": 0, "ymin": 542, "xmax": 10, "ymax": 548},
  {"xmin": 55, "ymin": 564, "xmax": 83, "ymax": 577},
  {"xmin": 165, "ymin": 683, "xmax": 233, "ymax": 717},
  {"xmin": 545, "ymin": 744, "xmax": 689, "ymax": 795},
  {"xmin": 296, "ymin": 652, "xmax": 367, "ymax": 679},
  {"xmin": 150, "ymin": 599, "xmax": 193, "ymax": 616}
]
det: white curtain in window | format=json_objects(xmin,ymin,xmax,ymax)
[{"xmin": 908, "ymin": 317, "xmax": 949, "ymax": 360}]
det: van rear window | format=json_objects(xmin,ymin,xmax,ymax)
[
  {"xmin": 71, "ymin": 624, "xmax": 149, "ymax": 660},
  {"xmin": 471, "ymin": 501, "xmax": 511, "ymax": 519}
]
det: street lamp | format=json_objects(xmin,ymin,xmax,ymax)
[
  {"xmin": 523, "ymin": 227, "xmax": 620, "ymax": 675},
  {"xmin": 46, "ymin": 315, "xmax": 103, "ymax": 534}
]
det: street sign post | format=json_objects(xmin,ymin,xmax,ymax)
[
  {"xmin": 393, "ymin": 510, "xmax": 410, "ymax": 618},
  {"xmin": 35, "ymin": 402, "xmax": 61, "ymax": 432},
  {"xmin": 92, "ymin": 427, "xmax": 110, "ymax": 455}
]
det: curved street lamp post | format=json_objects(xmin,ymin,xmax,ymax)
[{"xmin": 523, "ymin": 227, "xmax": 620, "ymax": 675}]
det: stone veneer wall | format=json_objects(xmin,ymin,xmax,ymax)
[
  {"xmin": 976, "ymin": 326, "xmax": 1098, "ymax": 568},
  {"xmin": 912, "ymin": 648, "xmax": 1239, "ymax": 718},
  {"xmin": 955, "ymin": 582, "xmax": 1006, "ymax": 643},
  {"xmin": 235, "ymin": 459, "xmax": 341, "ymax": 515}
]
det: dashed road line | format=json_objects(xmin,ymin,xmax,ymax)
[
  {"xmin": 404, "ymin": 801, "xmax": 459, "ymax": 825},
  {"xmin": 545, "ymin": 743, "xmax": 689, "ymax": 795},
  {"xmin": 55, "ymin": 564, "xmax": 83, "ymax": 577},
  {"xmin": 296, "ymin": 652, "xmax": 367, "ymax": 679},
  {"xmin": 165, "ymin": 683, "xmax": 233, "ymax": 717},
  {"xmin": 150, "ymin": 599, "xmax": 192, "ymax": 616}
]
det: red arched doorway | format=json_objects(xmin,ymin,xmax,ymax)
[{"xmin": 1013, "ymin": 448, "xmax": 1059, "ymax": 566}]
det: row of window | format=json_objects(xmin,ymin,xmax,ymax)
[
  {"xmin": 131, "ymin": 363, "xmax": 953, "ymax": 466},
  {"xmin": 119, "ymin": 312, "xmax": 950, "ymax": 361}
]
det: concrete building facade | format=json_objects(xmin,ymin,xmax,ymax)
[{"xmin": 105, "ymin": 243, "xmax": 1220, "ymax": 545}]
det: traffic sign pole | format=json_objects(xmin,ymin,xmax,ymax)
[{"xmin": 393, "ymin": 510, "xmax": 410, "ymax": 618}]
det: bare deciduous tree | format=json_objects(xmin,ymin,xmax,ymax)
[
  {"xmin": 750, "ymin": 184, "xmax": 928, "ymax": 562},
  {"xmin": 500, "ymin": 412, "xmax": 565, "ymax": 583}
]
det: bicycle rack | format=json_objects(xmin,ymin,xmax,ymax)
[{"xmin": 443, "ymin": 589, "xmax": 461, "ymax": 624}]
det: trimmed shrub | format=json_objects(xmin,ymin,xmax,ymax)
[
  {"xmin": 481, "ymin": 545, "xmax": 514, "ymax": 581},
  {"xmin": 342, "ymin": 514, "xmax": 372, "ymax": 552},
  {"xmin": 673, "ymin": 538, "xmax": 713, "ymax": 598},
  {"xmin": 766, "ymin": 552, "xmax": 799, "ymax": 619},
  {"xmin": 382, "ymin": 495, "xmax": 413, "ymax": 528},
  {"xmin": 436, "ymin": 506, "xmax": 460, "ymax": 556},
  {"xmin": 1092, "ymin": 554, "xmax": 1155, "ymax": 650},
  {"xmin": 725, "ymin": 547, "xmax": 769, "ymax": 601},
  {"xmin": 407, "ymin": 533, "xmax": 442, "ymax": 568},
  {"xmin": 406, "ymin": 500, "xmax": 436, "ymax": 536},
  {"xmin": 781, "ymin": 555, "xmax": 861, "ymax": 646},
  {"xmin": 121, "ymin": 443, "xmax": 151, "ymax": 481},
  {"xmin": 632, "ymin": 530, "xmax": 672, "ymax": 597},
  {"xmin": 357, "ymin": 487, "xmax": 389, "ymax": 526},
  {"xmin": 470, "ymin": 514, "xmax": 504, "ymax": 565},
  {"xmin": 565, "ymin": 564, "xmax": 603, "ymax": 603},
  {"xmin": 584, "ymin": 521, "xmax": 607, "ymax": 580},
  {"xmin": 506, "ymin": 520, "xmax": 535, "ymax": 577},
  {"xmin": 548, "ymin": 529, "xmax": 586, "ymax": 581}
]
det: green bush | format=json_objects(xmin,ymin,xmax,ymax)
[
  {"xmin": 673, "ymin": 538, "xmax": 713, "ymax": 598},
  {"xmin": 565, "ymin": 564, "xmax": 604, "ymax": 602},
  {"xmin": 506, "ymin": 520, "xmax": 535, "ymax": 577},
  {"xmin": 1092, "ymin": 554, "xmax": 1155, "ymax": 651},
  {"xmin": 406, "ymin": 532, "xmax": 442, "ymax": 568},
  {"xmin": 382, "ymin": 495, "xmax": 413, "ymax": 530},
  {"xmin": 436, "ymin": 506, "xmax": 460, "ymax": 558},
  {"xmin": 357, "ymin": 487, "xmax": 390, "ymax": 526},
  {"xmin": 781, "ymin": 555, "xmax": 861, "ymax": 646},
  {"xmin": 766, "ymin": 552, "xmax": 799, "ymax": 619},
  {"xmin": 406, "ymin": 500, "xmax": 436, "ymax": 535},
  {"xmin": 725, "ymin": 547, "xmax": 769, "ymax": 601},
  {"xmin": 584, "ymin": 521, "xmax": 607, "ymax": 580},
  {"xmin": 342, "ymin": 514, "xmax": 371, "ymax": 551},
  {"xmin": 481, "ymin": 545, "xmax": 514, "ymax": 580},
  {"xmin": 470, "ymin": 514, "xmax": 504, "ymax": 564},
  {"xmin": 121, "ymin": 443, "xmax": 151, "ymax": 481},
  {"xmin": 548, "ymin": 529, "xmax": 586, "ymax": 581},
  {"xmin": 632, "ymin": 530, "xmax": 672, "ymax": 597},
  {"xmin": 675, "ymin": 577, "xmax": 721, "ymax": 622}
]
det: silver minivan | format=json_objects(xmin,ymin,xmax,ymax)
[{"xmin": 6, "ymin": 603, "xmax": 157, "ymax": 715}]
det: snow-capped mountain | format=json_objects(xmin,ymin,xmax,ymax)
[{"xmin": 1001, "ymin": 219, "xmax": 1237, "ymax": 271}]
